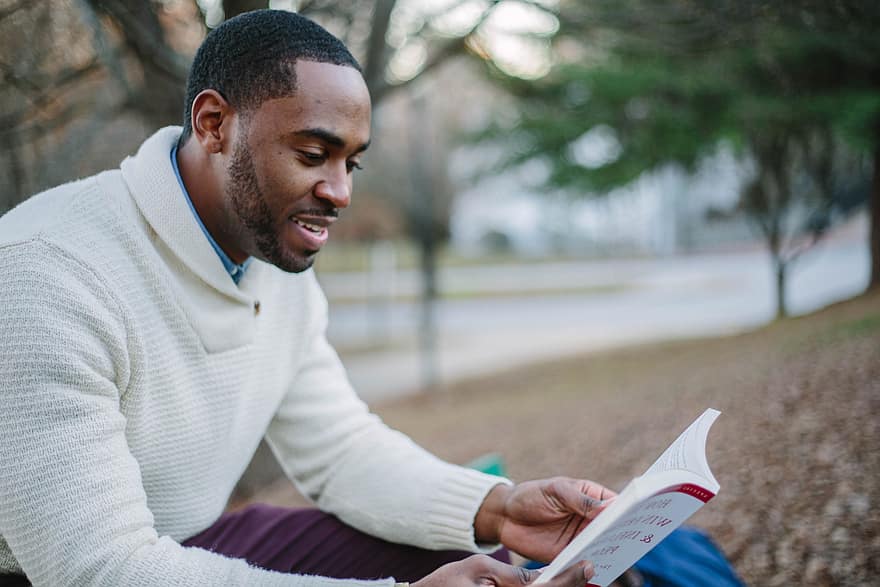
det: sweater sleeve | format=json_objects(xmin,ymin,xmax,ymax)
[
  {"xmin": 265, "ymin": 273, "xmax": 511, "ymax": 554},
  {"xmin": 0, "ymin": 241, "xmax": 393, "ymax": 587}
]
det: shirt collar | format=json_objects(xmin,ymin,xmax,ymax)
[{"xmin": 170, "ymin": 143, "xmax": 252, "ymax": 284}]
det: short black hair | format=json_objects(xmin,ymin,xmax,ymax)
[{"xmin": 180, "ymin": 9, "xmax": 361, "ymax": 142}]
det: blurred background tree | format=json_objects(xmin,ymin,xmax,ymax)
[
  {"xmin": 2, "ymin": 0, "xmax": 875, "ymax": 335},
  {"xmin": 1, "ymin": 0, "xmax": 547, "ymax": 388},
  {"xmin": 1, "ymin": 0, "xmax": 498, "ymax": 207},
  {"xmin": 3, "ymin": 0, "xmax": 875, "ymax": 517},
  {"xmin": 474, "ymin": 0, "xmax": 880, "ymax": 315}
]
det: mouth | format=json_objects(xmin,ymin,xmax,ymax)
[
  {"xmin": 292, "ymin": 218, "xmax": 326, "ymax": 233},
  {"xmin": 287, "ymin": 212, "xmax": 337, "ymax": 250}
]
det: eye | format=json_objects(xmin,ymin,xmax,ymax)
[
  {"xmin": 347, "ymin": 160, "xmax": 364, "ymax": 173},
  {"xmin": 299, "ymin": 150, "xmax": 326, "ymax": 165}
]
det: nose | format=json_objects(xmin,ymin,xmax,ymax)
[{"xmin": 314, "ymin": 165, "xmax": 352, "ymax": 209}]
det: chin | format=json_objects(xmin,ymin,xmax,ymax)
[
  {"xmin": 274, "ymin": 250, "xmax": 318, "ymax": 274},
  {"xmin": 252, "ymin": 233, "xmax": 320, "ymax": 273}
]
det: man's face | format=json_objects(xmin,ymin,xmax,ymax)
[{"xmin": 223, "ymin": 60, "xmax": 371, "ymax": 273}]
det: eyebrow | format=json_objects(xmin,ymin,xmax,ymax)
[{"xmin": 292, "ymin": 128, "xmax": 371, "ymax": 153}]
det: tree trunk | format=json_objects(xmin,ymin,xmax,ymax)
[
  {"xmin": 362, "ymin": 0, "xmax": 396, "ymax": 97},
  {"xmin": 775, "ymin": 258, "xmax": 788, "ymax": 320},
  {"xmin": 223, "ymin": 0, "xmax": 268, "ymax": 20},
  {"xmin": 408, "ymin": 91, "xmax": 439, "ymax": 392},
  {"xmin": 763, "ymin": 216, "xmax": 788, "ymax": 320},
  {"xmin": 1, "ymin": 132, "xmax": 24, "ymax": 213},
  {"xmin": 418, "ymin": 235, "xmax": 439, "ymax": 391},
  {"xmin": 870, "ymin": 143, "xmax": 880, "ymax": 290}
]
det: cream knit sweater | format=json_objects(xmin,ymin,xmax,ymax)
[{"xmin": 0, "ymin": 127, "xmax": 506, "ymax": 586}]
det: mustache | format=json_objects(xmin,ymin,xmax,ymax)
[{"xmin": 294, "ymin": 207, "xmax": 339, "ymax": 218}]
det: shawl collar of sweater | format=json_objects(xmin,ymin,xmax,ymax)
[{"xmin": 119, "ymin": 126, "xmax": 272, "ymax": 352}]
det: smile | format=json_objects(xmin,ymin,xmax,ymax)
[
  {"xmin": 293, "ymin": 218, "xmax": 324, "ymax": 233},
  {"xmin": 287, "ymin": 214, "xmax": 332, "ymax": 250}
]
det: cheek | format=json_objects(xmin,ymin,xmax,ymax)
[{"xmin": 257, "ymin": 159, "xmax": 313, "ymax": 211}]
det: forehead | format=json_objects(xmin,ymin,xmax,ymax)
[{"xmin": 249, "ymin": 60, "xmax": 371, "ymax": 146}]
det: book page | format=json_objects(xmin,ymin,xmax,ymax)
[
  {"xmin": 533, "ymin": 409, "xmax": 721, "ymax": 586},
  {"xmin": 577, "ymin": 484, "xmax": 709, "ymax": 586},
  {"xmin": 643, "ymin": 408, "xmax": 719, "ymax": 489},
  {"xmin": 533, "ymin": 471, "xmax": 712, "ymax": 586}
]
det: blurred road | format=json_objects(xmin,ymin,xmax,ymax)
[{"xmin": 319, "ymin": 227, "xmax": 871, "ymax": 404}]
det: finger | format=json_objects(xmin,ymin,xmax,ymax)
[
  {"xmin": 584, "ymin": 480, "xmax": 618, "ymax": 502},
  {"xmin": 483, "ymin": 558, "xmax": 542, "ymax": 586},
  {"xmin": 553, "ymin": 480, "xmax": 609, "ymax": 520},
  {"xmin": 544, "ymin": 561, "xmax": 596, "ymax": 587}
]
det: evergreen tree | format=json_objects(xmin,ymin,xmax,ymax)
[{"xmin": 479, "ymin": 0, "xmax": 880, "ymax": 311}]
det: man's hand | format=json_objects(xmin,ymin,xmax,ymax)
[
  {"xmin": 474, "ymin": 477, "xmax": 616, "ymax": 563},
  {"xmin": 411, "ymin": 554, "xmax": 595, "ymax": 587}
]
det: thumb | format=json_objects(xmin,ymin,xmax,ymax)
[
  {"xmin": 554, "ymin": 481, "xmax": 608, "ymax": 521},
  {"xmin": 544, "ymin": 561, "xmax": 596, "ymax": 587},
  {"xmin": 484, "ymin": 559, "xmax": 542, "ymax": 586}
]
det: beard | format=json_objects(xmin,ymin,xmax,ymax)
[{"xmin": 227, "ymin": 138, "xmax": 317, "ymax": 273}]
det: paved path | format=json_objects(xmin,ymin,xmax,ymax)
[{"xmin": 320, "ymin": 229, "xmax": 871, "ymax": 404}]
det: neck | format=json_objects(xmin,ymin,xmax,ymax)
[{"xmin": 176, "ymin": 137, "xmax": 248, "ymax": 265}]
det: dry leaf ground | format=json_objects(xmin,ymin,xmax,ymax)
[{"xmin": 251, "ymin": 290, "xmax": 880, "ymax": 586}]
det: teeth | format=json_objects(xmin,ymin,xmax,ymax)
[{"xmin": 294, "ymin": 219, "xmax": 322, "ymax": 233}]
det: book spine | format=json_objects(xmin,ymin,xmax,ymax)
[{"xmin": 656, "ymin": 483, "xmax": 715, "ymax": 502}]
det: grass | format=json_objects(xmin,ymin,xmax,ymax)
[
  {"xmin": 829, "ymin": 313, "xmax": 880, "ymax": 338},
  {"xmin": 313, "ymin": 240, "xmax": 640, "ymax": 273},
  {"xmin": 325, "ymin": 282, "xmax": 632, "ymax": 305}
]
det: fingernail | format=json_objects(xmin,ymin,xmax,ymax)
[
  {"xmin": 583, "ymin": 561, "xmax": 595, "ymax": 579},
  {"xmin": 585, "ymin": 497, "xmax": 604, "ymax": 510}
]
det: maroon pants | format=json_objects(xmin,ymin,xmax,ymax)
[
  {"xmin": 183, "ymin": 503, "xmax": 509, "ymax": 581},
  {"xmin": 1, "ymin": 504, "xmax": 508, "ymax": 585}
]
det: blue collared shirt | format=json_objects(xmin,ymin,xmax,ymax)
[{"xmin": 171, "ymin": 144, "xmax": 251, "ymax": 284}]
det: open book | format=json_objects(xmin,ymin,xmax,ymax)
[{"xmin": 534, "ymin": 408, "xmax": 721, "ymax": 587}]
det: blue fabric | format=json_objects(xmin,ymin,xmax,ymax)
[
  {"xmin": 170, "ymin": 144, "xmax": 251, "ymax": 283},
  {"xmin": 633, "ymin": 526, "xmax": 745, "ymax": 587},
  {"xmin": 522, "ymin": 527, "xmax": 745, "ymax": 587},
  {"xmin": 635, "ymin": 526, "xmax": 745, "ymax": 587}
]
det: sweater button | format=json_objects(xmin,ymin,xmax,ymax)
[{"xmin": 254, "ymin": 300, "xmax": 261, "ymax": 315}]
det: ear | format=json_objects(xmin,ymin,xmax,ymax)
[{"xmin": 190, "ymin": 89, "xmax": 233, "ymax": 155}]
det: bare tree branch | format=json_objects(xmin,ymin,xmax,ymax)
[
  {"xmin": 75, "ymin": 0, "xmax": 130, "ymax": 95},
  {"xmin": 0, "ymin": 93, "xmax": 123, "ymax": 144},
  {"xmin": 781, "ymin": 211, "xmax": 829, "ymax": 266},
  {"xmin": 404, "ymin": 0, "xmax": 476, "ymax": 40},
  {"xmin": 0, "ymin": 59, "xmax": 103, "ymax": 119},
  {"xmin": 83, "ymin": 0, "xmax": 189, "ymax": 126},
  {"xmin": 371, "ymin": 0, "xmax": 501, "ymax": 102},
  {"xmin": 0, "ymin": 60, "xmax": 43, "ymax": 94},
  {"xmin": 224, "ymin": 0, "xmax": 268, "ymax": 20},
  {"xmin": 0, "ymin": 0, "xmax": 37, "ymax": 22},
  {"xmin": 1, "ymin": 129, "xmax": 24, "ymax": 212},
  {"xmin": 362, "ymin": 0, "xmax": 396, "ymax": 95},
  {"xmin": 296, "ymin": 0, "xmax": 317, "ymax": 13},
  {"xmin": 86, "ymin": 0, "xmax": 188, "ymax": 82},
  {"xmin": 296, "ymin": 0, "xmax": 347, "ymax": 19}
]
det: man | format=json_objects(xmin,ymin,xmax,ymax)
[{"xmin": 0, "ymin": 10, "xmax": 611, "ymax": 587}]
